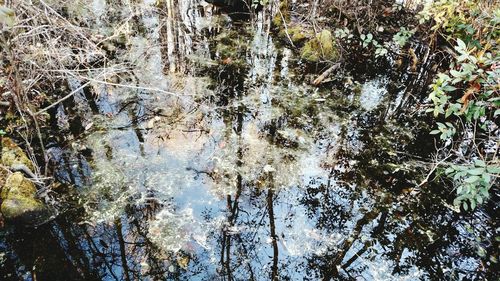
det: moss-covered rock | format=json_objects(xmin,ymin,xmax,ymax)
[
  {"xmin": 278, "ymin": 24, "xmax": 311, "ymax": 45},
  {"xmin": 0, "ymin": 172, "xmax": 53, "ymax": 225},
  {"xmin": 0, "ymin": 166, "xmax": 7, "ymax": 193},
  {"xmin": 1, "ymin": 137, "xmax": 35, "ymax": 171},
  {"xmin": 300, "ymin": 30, "xmax": 338, "ymax": 62},
  {"xmin": 272, "ymin": 1, "xmax": 312, "ymax": 46},
  {"xmin": 0, "ymin": 138, "xmax": 54, "ymax": 226}
]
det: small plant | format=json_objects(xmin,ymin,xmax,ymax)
[
  {"xmin": 422, "ymin": 0, "xmax": 499, "ymax": 211},
  {"xmin": 334, "ymin": 27, "xmax": 354, "ymax": 43},
  {"xmin": 372, "ymin": 41, "xmax": 388, "ymax": 57},
  {"xmin": 0, "ymin": 129, "xmax": 6, "ymax": 136},
  {"xmin": 360, "ymin": 33, "xmax": 373, "ymax": 48},
  {"xmin": 445, "ymin": 160, "xmax": 500, "ymax": 211},
  {"xmin": 430, "ymin": 122, "xmax": 456, "ymax": 140},
  {"xmin": 427, "ymin": 38, "xmax": 498, "ymax": 132},
  {"xmin": 360, "ymin": 33, "xmax": 388, "ymax": 57},
  {"xmin": 393, "ymin": 27, "xmax": 415, "ymax": 47}
]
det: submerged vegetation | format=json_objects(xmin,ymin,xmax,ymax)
[{"xmin": 0, "ymin": 0, "xmax": 499, "ymax": 280}]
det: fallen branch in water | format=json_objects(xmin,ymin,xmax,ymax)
[
  {"xmin": 416, "ymin": 145, "xmax": 452, "ymax": 189},
  {"xmin": 312, "ymin": 63, "xmax": 340, "ymax": 86}
]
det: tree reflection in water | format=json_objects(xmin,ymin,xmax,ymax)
[{"xmin": 0, "ymin": 1, "xmax": 497, "ymax": 280}]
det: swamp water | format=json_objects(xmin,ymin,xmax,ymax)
[{"xmin": 0, "ymin": 1, "xmax": 498, "ymax": 280}]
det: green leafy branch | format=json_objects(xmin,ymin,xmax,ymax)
[{"xmin": 445, "ymin": 160, "xmax": 499, "ymax": 210}]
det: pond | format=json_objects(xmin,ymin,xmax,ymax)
[{"xmin": 0, "ymin": 1, "xmax": 498, "ymax": 280}]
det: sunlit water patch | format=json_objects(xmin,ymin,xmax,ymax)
[
  {"xmin": 359, "ymin": 76, "xmax": 389, "ymax": 111},
  {"xmin": 1, "ymin": 1, "xmax": 498, "ymax": 281}
]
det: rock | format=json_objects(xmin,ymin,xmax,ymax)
[
  {"xmin": 0, "ymin": 166, "xmax": 7, "ymax": 192},
  {"xmin": 1, "ymin": 137, "xmax": 35, "ymax": 172},
  {"xmin": 0, "ymin": 172, "xmax": 54, "ymax": 226},
  {"xmin": 279, "ymin": 24, "xmax": 311, "ymax": 45},
  {"xmin": 1, "ymin": 138, "xmax": 54, "ymax": 226},
  {"xmin": 300, "ymin": 30, "xmax": 338, "ymax": 62}
]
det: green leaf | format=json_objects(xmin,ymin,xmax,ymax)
[
  {"xmin": 474, "ymin": 160, "xmax": 486, "ymax": 167},
  {"xmin": 464, "ymin": 175, "xmax": 480, "ymax": 183},
  {"xmin": 450, "ymin": 69, "xmax": 461, "ymax": 78},
  {"xmin": 442, "ymin": 85, "xmax": 457, "ymax": 92},
  {"xmin": 456, "ymin": 38, "xmax": 466, "ymax": 50},
  {"xmin": 467, "ymin": 168, "xmax": 485, "ymax": 176},
  {"xmin": 470, "ymin": 200, "xmax": 476, "ymax": 210},
  {"xmin": 454, "ymin": 172, "xmax": 464, "ymax": 180},
  {"xmin": 486, "ymin": 166, "xmax": 500, "ymax": 174},
  {"xmin": 480, "ymin": 188, "xmax": 489, "ymax": 198},
  {"xmin": 482, "ymin": 173, "xmax": 491, "ymax": 183},
  {"xmin": 457, "ymin": 54, "xmax": 468, "ymax": 62},
  {"xmin": 445, "ymin": 108, "xmax": 453, "ymax": 118},
  {"xmin": 445, "ymin": 167, "xmax": 455, "ymax": 174}
]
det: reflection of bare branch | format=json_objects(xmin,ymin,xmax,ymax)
[
  {"xmin": 342, "ymin": 212, "xmax": 387, "ymax": 271},
  {"xmin": 323, "ymin": 209, "xmax": 380, "ymax": 279},
  {"xmin": 115, "ymin": 218, "xmax": 131, "ymax": 281},
  {"xmin": 341, "ymin": 241, "xmax": 370, "ymax": 270},
  {"xmin": 267, "ymin": 189, "xmax": 279, "ymax": 281},
  {"xmin": 83, "ymin": 229, "xmax": 120, "ymax": 281},
  {"xmin": 220, "ymin": 174, "xmax": 243, "ymax": 280}
]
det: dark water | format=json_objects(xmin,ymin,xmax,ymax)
[{"xmin": 0, "ymin": 1, "xmax": 498, "ymax": 280}]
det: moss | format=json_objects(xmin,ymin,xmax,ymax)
[
  {"xmin": 0, "ymin": 138, "xmax": 52, "ymax": 225},
  {"xmin": 0, "ymin": 196, "xmax": 48, "ymax": 221},
  {"xmin": 272, "ymin": 0, "xmax": 289, "ymax": 27},
  {"xmin": 214, "ymin": 30, "xmax": 249, "ymax": 66},
  {"xmin": 272, "ymin": 0, "xmax": 313, "ymax": 46},
  {"xmin": 1, "ymin": 172, "xmax": 37, "ymax": 199},
  {"xmin": 278, "ymin": 25, "xmax": 310, "ymax": 45},
  {"xmin": 0, "ymin": 172, "xmax": 52, "ymax": 225},
  {"xmin": 300, "ymin": 30, "xmax": 338, "ymax": 62},
  {"xmin": 1, "ymin": 137, "xmax": 35, "ymax": 171},
  {"xmin": 0, "ymin": 167, "xmax": 6, "ymax": 192}
]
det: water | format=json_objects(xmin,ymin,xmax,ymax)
[{"xmin": 0, "ymin": 1, "xmax": 498, "ymax": 280}]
